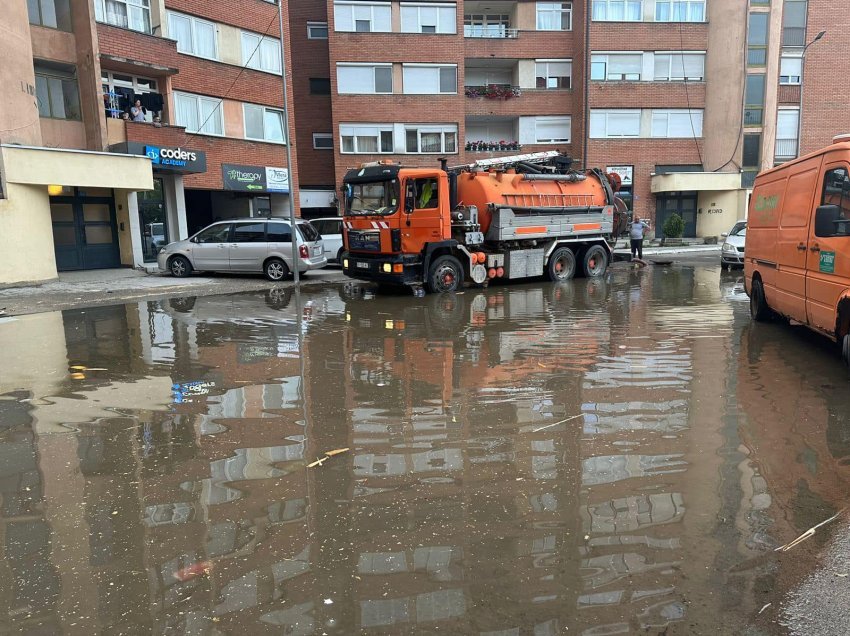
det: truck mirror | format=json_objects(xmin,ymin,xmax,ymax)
[{"xmin": 405, "ymin": 183, "xmax": 416, "ymax": 213}]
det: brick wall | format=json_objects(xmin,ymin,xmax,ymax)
[
  {"xmin": 96, "ymin": 23, "xmax": 181, "ymax": 70},
  {"xmin": 590, "ymin": 81, "xmax": 706, "ymax": 109},
  {"xmin": 288, "ymin": 0, "xmax": 334, "ymax": 189},
  {"xmin": 589, "ymin": 22, "xmax": 708, "ymax": 51}
]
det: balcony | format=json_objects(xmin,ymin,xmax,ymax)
[
  {"xmin": 775, "ymin": 138, "xmax": 799, "ymax": 160},
  {"xmin": 464, "ymin": 1, "xmax": 519, "ymax": 39},
  {"xmin": 465, "ymin": 116, "xmax": 520, "ymax": 154},
  {"xmin": 464, "ymin": 25, "xmax": 518, "ymax": 38},
  {"xmin": 464, "ymin": 84, "xmax": 522, "ymax": 99}
]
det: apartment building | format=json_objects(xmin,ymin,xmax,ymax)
[{"xmin": 1, "ymin": 0, "xmax": 297, "ymax": 286}]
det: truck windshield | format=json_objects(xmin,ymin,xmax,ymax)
[{"xmin": 344, "ymin": 180, "xmax": 398, "ymax": 216}]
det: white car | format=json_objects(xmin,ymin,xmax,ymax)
[
  {"xmin": 721, "ymin": 220, "xmax": 747, "ymax": 269},
  {"xmin": 310, "ymin": 217, "xmax": 344, "ymax": 264}
]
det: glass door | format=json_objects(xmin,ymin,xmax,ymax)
[{"xmin": 138, "ymin": 178, "xmax": 169, "ymax": 262}]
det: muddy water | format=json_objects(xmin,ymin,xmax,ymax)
[{"xmin": 1, "ymin": 264, "xmax": 849, "ymax": 635}]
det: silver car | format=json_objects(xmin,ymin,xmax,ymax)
[
  {"xmin": 310, "ymin": 217, "xmax": 345, "ymax": 263},
  {"xmin": 721, "ymin": 220, "xmax": 747, "ymax": 269},
  {"xmin": 158, "ymin": 219, "xmax": 327, "ymax": 281}
]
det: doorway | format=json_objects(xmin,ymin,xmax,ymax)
[
  {"xmin": 50, "ymin": 188, "xmax": 120, "ymax": 271},
  {"xmin": 655, "ymin": 191, "xmax": 698, "ymax": 238},
  {"xmin": 138, "ymin": 178, "xmax": 169, "ymax": 262}
]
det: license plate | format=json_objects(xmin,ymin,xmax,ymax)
[
  {"xmin": 356, "ymin": 261, "xmax": 369, "ymax": 269},
  {"xmin": 312, "ymin": 246, "xmax": 321, "ymax": 256}
]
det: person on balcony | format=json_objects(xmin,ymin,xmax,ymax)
[{"xmin": 130, "ymin": 99, "xmax": 147, "ymax": 122}]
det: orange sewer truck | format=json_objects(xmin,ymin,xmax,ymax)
[{"xmin": 340, "ymin": 151, "xmax": 627, "ymax": 293}]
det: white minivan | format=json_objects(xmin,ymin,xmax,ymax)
[
  {"xmin": 309, "ymin": 217, "xmax": 344, "ymax": 263},
  {"xmin": 158, "ymin": 219, "xmax": 326, "ymax": 280}
]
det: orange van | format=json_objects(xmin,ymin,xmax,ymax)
[{"xmin": 746, "ymin": 135, "xmax": 850, "ymax": 367}]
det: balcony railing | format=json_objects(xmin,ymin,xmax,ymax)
[
  {"xmin": 463, "ymin": 25, "xmax": 518, "ymax": 38},
  {"xmin": 744, "ymin": 108, "xmax": 763, "ymax": 126},
  {"xmin": 465, "ymin": 141, "xmax": 522, "ymax": 152},
  {"xmin": 464, "ymin": 84, "xmax": 522, "ymax": 99},
  {"xmin": 775, "ymin": 138, "xmax": 799, "ymax": 159}
]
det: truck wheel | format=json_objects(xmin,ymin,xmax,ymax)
[
  {"xmin": 582, "ymin": 245, "xmax": 608, "ymax": 278},
  {"xmin": 547, "ymin": 247, "xmax": 576, "ymax": 282},
  {"xmin": 749, "ymin": 278, "xmax": 771, "ymax": 322},
  {"xmin": 427, "ymin": 255, "xmax": 464, "ymax": 293}
]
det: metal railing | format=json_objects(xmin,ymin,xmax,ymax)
[
  {"xmin": 464, "ymin": 84, "xmax": 522, "ymax": 99},
  {"xmin": 463, "ymin": 25, "xmax": 519, "ymax": 38},
  {"xmin": 744, "ymin": 108, "xmax": 763, "ymax": 126},
  {"xmin": 775, "ymin": 138, "xmax": 799, "ymax": 159}
]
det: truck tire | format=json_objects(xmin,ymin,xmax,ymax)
[
  {"xmin": 547, "ymin": 247, "xmax": 576, "ymax": 282},
  {"xmin": 749, "ymin": 278, "xmax": 771, "ymax": 322},
  {"xmin": 427, "ymin": 255, "xmax": 464, "ymax": 293},
  {"xmin": 582, "ymin": 245, "xmax": 608, "ymax": 278}
]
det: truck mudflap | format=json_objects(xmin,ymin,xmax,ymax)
[{"xmin": 342, "ymin": 253, "xmax": 422, "ymax": 285}]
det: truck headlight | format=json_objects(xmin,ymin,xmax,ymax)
[
  {"xmin": 382, "ymin": 263, "xmax": 392, "ymax": 273},
  {"xmin": 343, "ymin": 258, "xmax": 349, "ymax": 269}
]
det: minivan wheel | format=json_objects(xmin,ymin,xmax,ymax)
[
  {"xmin": 265, "ymin": 258, "xmax": 290, "ymax": 281},
  {"xmin": 169, "ymin": 255, "xmax": 192, "ymax": 278},
  {"xmin": 750, "ymin": 279, "xmax": 771, "ymax": 322}
]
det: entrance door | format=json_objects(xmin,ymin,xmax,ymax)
[
  {"xmin": 50, "ymin": 190, "xmax": 121, "ymax": 271},
  {"xmin": 191, "ymin": 223, "xmax": 232, "ymax": 271},
  {"xmin": 138, "ymin": 178, "xmax": 169, "ymax": 262},
  {"xmin": 655, "ymin": 192, "xmax": 698, "ymax": 238}
]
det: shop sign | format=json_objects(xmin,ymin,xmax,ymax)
[
  {"xmin": 145, "ymin": 145, "xmax": 206, "ymax": 173},
  {"xmin": 607, "ymin": 165, "xmax": 633, "ymax": 186},
  {"xmin": 222, "ymin": 163, "xmax": 290, "ymax": 193}
]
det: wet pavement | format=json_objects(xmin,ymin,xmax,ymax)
[{"xmin": 1, "ymin": 262, "xmax": 849, "ymax": 635}]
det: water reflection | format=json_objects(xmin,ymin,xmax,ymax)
[{"xmin": 1, "ymin": 265, "xmax": 849, "ymax": 634}]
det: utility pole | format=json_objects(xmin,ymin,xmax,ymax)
[
  {"xmin": 277, "ymin": 1, "xmax": 300, "ymax": 286},
  {"xmin": 797, "ymin": 30, "xmax": 825, "ymax": 158}
]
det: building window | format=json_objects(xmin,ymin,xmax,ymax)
[
  {"xmin": 400, "ymin": 2, "xmax": 457, "ymax": 34},
  {"xmin": 94, "ymin": 0, "xmax": 150, "ymax": 33},
  {"xmin": 590, "ymin": 54, "xmax": 642, "ymax": 81},
  {"xmin": 744, "ymin": 74, "xmax": 765, "ymax": 126},
  {"xmin": 782, "ymin": 0, "xmax": 807, "ymax": 46},
  {"xmin": 817, "ymin": 168, "xmax": 850, "ymax": 237},
  {"xmin": 313, "ymin": 133, "xmax": 334, "ymax": 149},
  {"xmin": 34, "ymin": 63, "xmax": 81, "ymax": 120},
  {"xmin": 243, "ymin": 104, "xmax": 285, "ymax": 143},
  {"xmin": 101, "ymin": 71, "xmax": 158, "ymax": 118},
  {"xmin": 174, "ymin": 91, "xmax": 224, "ymax": 135},
  {"xmin": 340, "ymin": 123, "xmax": 394, "ymax": 153},
  {"xmin": 402, "ymin": 65, "xmax": 457, "ymax": 94},
  {"xmin": 589, "ymin": 110, "xmax": 640, "ymax": 137},
  {"xmin": 463, "ymin": 13, "xmax": 512, "ymax": 38},
  {"xmin": 779, "ymin": 55, "xmax": 802, "ymax": 84},
  {"xmin": 743, "ymin": 133, "xmax": 761, "ymax": 167},
  {"xmin": 241, "ymin": 32, "xmax": 281, "ymax": 74},
  {"xmin": 747, "ymin": 12, "xmax": 768, "ymax": 66},
  {"xmin": 655, "ymin": 0, "xmax": 705, "ymax": 22},
  {"xmin": 653, "ymin": 53, "xmax": 705, "ymax": 80},
  {"xmin": 28, "ymin": 0, "xmax": 72, "ymax": 31},
  {"xmin": 405, "ymin": 125, "xmax": 458, "ymax": 153},
  {"xmin": 337, "ymin": 64, "xmax": 393, "ymax": 94},
  {"xmin": 535, "ymin": 60, "xmax": 572, "ymax": 89},
  {"xmin": 535, "ymin": 116, "xmax": 571, "ymax": 143},
  {"xmin": 310, "ymin": 78, "xmax": 332, "ymax": 95},
  {"xmin": 167, "ymin": 12, "xmax": 218, "ymax": 60},
  {"xmin": 650, "ymin": 109, "xmax": 703, "ymax": 137},
  {"xmin": 536, "ymin": 2, "xmax": 572, "ymax": 30},
  {"xmin": 775, "ymin": 109, "xmax": 799, "ymax": 159},
  {"xmin": 333, "ymin": 1, "xmax": 392, "ymax": 32},
  {"xmin": 592, "ymin": 0, "xmax": 642, "ymax": 21},
  {"xmin": 307, "ymin": 21, "xmax": 329, "ymax": 39}
]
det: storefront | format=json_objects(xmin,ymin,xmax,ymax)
[
  {"xmin": 111, "ymin": 142, "xmax": 207, "ymax": 266},
  {"xmin": 650, "ymin": 171, "xmax": 747, "ymax": 239}
]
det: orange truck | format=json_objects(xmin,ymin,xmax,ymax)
[
  {"xmin": 745, "ymin": 134, "xmax": 850, "ymax": 367},
  {"xmin": 340, "ymin": 151, "xmax": 627, "ymax": 293}
]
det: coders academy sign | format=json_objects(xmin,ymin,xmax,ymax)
[
  {"xmin": 222, "ymin": 163, "xmax": 289, "ymax": 193},
  {"xmin": 144, "ymin": 145, "xmax": 206, "ymax": 173}
]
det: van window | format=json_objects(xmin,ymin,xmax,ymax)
[
  {"xmin": 298, "ymin": 222, "xmax": 320, "ymax": 242},
  {"xmin": 196, "ymin": 224, "xmax": 232, "ymax": 243},
  {"xmin": 232, "ymin": 223, "xmax": 266, "ymax": 243},
  {"xmin": 818, "ymin": 167, "xmax": 850, "ymax": 237},
  {"xmin": 267, "ymin": 223, "xmax": 292, "ymax": 242}
]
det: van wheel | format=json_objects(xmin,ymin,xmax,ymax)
[
  {"xmin": 265, "ymin": 258, "xmax": 290, "ymax": 281},
  {"xmin": 750, "ymin": 279, "xmax": 771, "ymax": 322},
  {"xmin": 547, "ymin": 247, "xmax": 576, "ymax": 282},
  {"xmin": 582, "ymin": 245, "xmax": 609, "ymax": 278},
  {"xmin": 169, "ymin": 255, "xmax": 192, "ymax": 278},
  {"xmin": 336, "ymin": 247, "xmax": 345, "ymax": 264},
  {"xmin": 427, "ymin": 255, "xmax": 464, "ymax": 293}
]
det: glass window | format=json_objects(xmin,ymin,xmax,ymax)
[
  {"xmin": 267, "ymin": 223, "xmax": 293, "ymax": 242},
  {"xmin": 333, "ymin": 2, "xmax": 392, "ymax": 32},
  {"xmin": 535, "ymin": 60, "xmax": 572, "ymax": 89},
  {"xmin": 589, "ymin": 110, "xmax": 641, "ymax": 137},
  {"xmin": 775, "ymin": 109, "xmax": 799, "ymax": 159},
  {"xmin": 402, "ymin": 65, "xmax": 457, "ymax": 94},
  {"xmin": 28, "ymin": 0, "xmax": 73, "ymax": 30},
  {"xmin": 340, "ymin": 124, "xmax": 395, "ymax": 153},
  {"xmin": 653, "ymin": 53, "xmax": 705, "ymax": 80},
  {"xmin": 297, "ymin": 223, "xmax": 320, "ymax": 242},
  {"xmin": 779, "ymin": 56, "xmax": 802, "ymax": 84},
  {"xmin": 307, "ymin": 22, "xmax": 329, "ymax": 39},
  {"xmin": 536, "ymin": 2, "xmax": 572, "ymax": 30},
  {"xmin": 313, "ymin": 133, "xmax": 334, "ymax": 149},
  {"xmin": 196, "ymin": 224, "xmax": 232, "ymax": 243},
  {"xmin": 310, "ymin": 78, "xmax": 331, "ymax": 95},
  {"xmin": 34, "ymin": 64, "xmax": 81, "ymax": 120},
  {"xmin": 404, "ymin": 126, "xmax": 458, "ymax": 153},
  {"xmin": 232, "ymin": 223, "xmax": 266, "ymax": 243},
  {"xmin": 463, "ymin": 13, "xmax": 511, "ymax": 37},
  {"xmin": 174, "ymin": 92, "xmax": 223, "ymax": 135},
  {"xmin": 590, "ymin": 54, "xmax": 642, "ymax": 81},
  {"xmin": 650, "ymin": 109, "xmax": 703, "ymax": 137},
  {"xmin": 592, "ymin": 0, "xmax": 642, "ymax": 21},
  {"xmin": 167, "ymin": 11, "xmax": 217, "ymax": 59},
  {"xmin": 345, "ymin": 180, "xmax": 398, "ymax": 214},
  {"xmin": 412, "ymin": 178, "xmax": 439, "ymax": 209},
  {"xmin": 655, "ymin": 0, "xmax": 705, "ymax": 22},
  {"xmin": 818, "ymin": 168, "xmax": 850, "ymax": 237},
  {"xmin": 241, "ymin": 32, "xmax": 281, "ymax": 74},
  {"xmin": 400, "ymin": 3, "xmax": 457, "ymax": 34},
  {"xmin": 94, "ymin": 0, "xmax": 151, "ymax": 33},
  {"xmin": 747, "ymin": 12, "xmax": 768, "ymax": 66},
  {"xmin": 782, "ymin": 0, "xmax": 807, "ymax": 46},
  {"xmin": 742, "ymin": 133, "xmax": 761, "ymax": 167},
  {"xmin": 243, "ymin": 104, "xmax": 286, "ymax": 143},
  {"xmin": 535, "ymin": 116, "xmax": 571, "ymax": 143},
  {"xmin": 337, "ymin": 64, "xmax": 393, "ymax": 94},
  {"xmin": 744, "ymin": 74, "xmax": 765, "ymax": 125}
]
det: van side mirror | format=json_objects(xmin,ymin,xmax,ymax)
[
  {"xmin": 404, "ymin": 183, "xmax": 416, "ymax": 213},
  {"xmin": 721, "ymin": 232, "xmax": 728, "ymax": 238},
  {"xmin": 815, "ymin": 204, "xmax": 840, "ymax": 237}
]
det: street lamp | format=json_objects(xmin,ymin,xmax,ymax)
[
  {"xmin": 277, "ymin": 2, "xmax": 300, "ymax": 286},
  {"xmin": 797, "ymin": 30, "xmax": 826, "ymax": 157}
]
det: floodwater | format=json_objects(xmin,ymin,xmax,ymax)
[{"xmin": 1, "ymin": 263, "xmax": 849, "ymax": 635}]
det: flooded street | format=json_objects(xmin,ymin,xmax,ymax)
[{"xmin": 1, "ymin": 262, "xmax": 849, "ymax": 635}]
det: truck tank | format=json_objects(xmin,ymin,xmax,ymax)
[{"xmin": 456, "ymin": 170, "xmax": 611, "ymax": 235}]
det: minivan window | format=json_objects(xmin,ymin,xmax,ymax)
[
  {"xmin": 195, "ymin": 224, "xmax": 231, "ymax": 243},
  {"xmin": 298, "ymin": 222, "xmax": 320, "ymax": 242},
  {"xmin": 267, "ymin": 223, "xmax": 292, "ymax": 242},
  {"xmin": 819, "ymin": 167, "xmax": 850, "ymax": 237},
  {"xmin": 232, "ymin": 223, "xmax": 266, "ymax": 243}
]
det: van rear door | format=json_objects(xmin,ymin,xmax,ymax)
[{"xmin": 805, "ymin": 163, "xmax": 850, "ymax": 335}]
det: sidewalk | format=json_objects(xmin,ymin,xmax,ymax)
[
  {"xmin": 613, "ymin": 243, "xmax": 722, "ymax": 257},
  {"xmin": 0, "ymin": 267, "xmax": 348, "ymax": 316}
]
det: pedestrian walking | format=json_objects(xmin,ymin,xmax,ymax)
[{"xmin": 630, "ymin": 217, "xmax": 650, "ymax": 260}]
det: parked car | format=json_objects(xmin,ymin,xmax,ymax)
[
  {"xmin": 158, "ymin": 219, "xmax": 326, "ymax": 281},
  {"xmin": 309, "ymin": 216, "xmax": 344, "ymax": 263},
  {"xmin": 721, "ymin": 220, "xmax": 747, "ymax": 269},
  {"xmin": 146, "ymin": 222, "xmax": 167, "ymax": 254}
]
